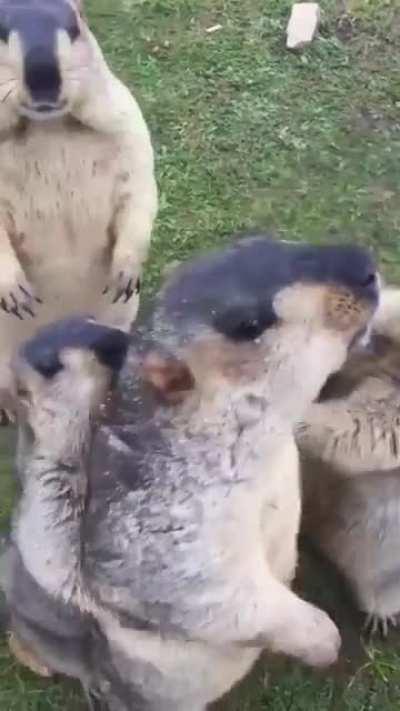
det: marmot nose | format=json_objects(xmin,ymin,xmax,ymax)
[
  {"xmin": 318, "ymin": 244, "xmax": 380, "ymax": 305},
  {"xmin": 24, "ymin": 46, "xmax": 61, "ymax": 104}
]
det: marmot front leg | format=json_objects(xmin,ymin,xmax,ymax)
[
  {"xmin": 72, "ymin": 76, "xmax": 157, "ymax": 330},
  {"xmin": 191, "ymin": 573, "xmax": 341, "ymax": 668},
  {"xmin": 297, "ymin": 396, "xmax": 400, "ymax": 476},
  {"xmin": 0, "ymin": 229, "xmax": 42, "ymax": 320},
  {"xmin": 102, "ymin": 189, "xmax": 156, "ymax": 331},
  {"xmin": 352, "ymin": 558, "xmax": 400, "ymax": 638},
  {"xmin": 8, "ymin": 631, "xmax": 53, "ymax": 678},
  {"xmin": 103, "ymin": 195, "xmax": 146, "ymax": 307}
]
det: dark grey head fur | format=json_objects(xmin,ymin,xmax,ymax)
[
  {"xmin": 153, "ymin": 235, "xmax": 378, "ymax": 348},
  {"xmin": 20, "ymin": 315, "xmax": 131, "ymax": 378}
]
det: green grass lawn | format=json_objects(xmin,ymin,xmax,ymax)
[{"xmin": 1, "ymin": 0, "xmax": 400, "ymax": 707}]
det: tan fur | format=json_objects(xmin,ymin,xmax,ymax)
[
  {"xmin": 8, "ymin": 632, "xmax": 53, "ymax": 677},
  {"xmin": 298, "ymin": 287, "xmax": 400, "ymax": 632},
  {"xmin": 0, "ymin": 1, "xmax": 157, "ymax": 412}
]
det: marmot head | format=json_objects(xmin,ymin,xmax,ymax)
[
  {"xmin": 141, "ymin": 236, "xmax": 379, "ymax": 410},
  {"xmin": 319, "ymin": 285, "xmax": 400, "ymax": 401},
  {"xmin": 12, "ymin": 316, "xmax": 130, "ymax": 462},
  {"xmin": 0, "ymin": 0, "xmax": 97, "ymax": 122}
]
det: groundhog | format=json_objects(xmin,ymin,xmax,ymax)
[
  {"xmin": 5, "ymin": 236, "xmax": 378, "ymax": 709},
  {"xmin": 298, "ymin": 287, "xmax": 400, "ymax": 635},
  {"xmin": 0, "ymin": 0, "xmax": 157, "ymax": 419}
]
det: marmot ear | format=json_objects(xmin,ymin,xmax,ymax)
[{"xmin": 142, "ymin": 349, "xmax": 195, "ymax": 404}]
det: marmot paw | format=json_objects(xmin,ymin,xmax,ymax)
[
  {"xmin": 363, "ymin": 612, "xmax": 400, "ymax": 638},
  {"xmin": 0, "ymin": 278, "xmax": 42, "ymax": 320},
  {"xmin": 8, "ymin": 631, "xmax": 53, "ymax": 677},
  {"xmin": 297, "ymin": 608, "xmax": 341, "ymax": 668},
  {"xmin": 0, "ymin": 408, "xmax": 15, "ymax": 427},
  {"xmin": 103, "ymin": 272, "xmax": 141, "ymax": 304}
]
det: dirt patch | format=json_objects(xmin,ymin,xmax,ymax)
[{"xmin": 349, "ymin": 107, "xmax": 400, "ymax": 136}]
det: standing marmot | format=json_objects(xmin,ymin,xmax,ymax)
[
  {"xmin": 298, "ymin": 287, "xmax": 400, "ymax": 635},
  {"xmin": 0, "ymin": 0, "xmax": 157, "ymax": 417}
]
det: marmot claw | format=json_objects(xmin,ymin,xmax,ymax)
[
  {"xmin": 0, "ymin": 283, "xmax": 42, "ymax": 320},
  {"xmin": 363, "ymin": 612, "xmax": 399, "ymax": 638},
  {"xmin": 0, "ymin": 408, "xmax": 15, "ymax": 427},
  {"xmin": 103, "ymin": 274, "xmax": 141, "ymax": 304}
]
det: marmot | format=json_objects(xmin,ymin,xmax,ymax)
[
  {"xmin": 5, "ymin": 237, "xmax": 378, "ymax": 709},
  {"xmin": 298, "ymin": 287, "xmax": 400, "ymax": 635},
  {"xmin": 0, "ymin": 0, "xmax": 157, "ymax": 418}
]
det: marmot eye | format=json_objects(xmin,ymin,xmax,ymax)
[
  {"xmin": 360, "ymin": 272, "xmax": 376, "ymax": 287},
  {"xmin": 226, "ymin": 319, "xmax": 265, "ymax": 341},
  {"xmin": 68, "ymin": 21, "xmax": 80, "ymax": 42},
  {"xmin": 214, "ymin": 306, "xmax": 276, "ymax": 342}
]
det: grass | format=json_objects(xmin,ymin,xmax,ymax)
[{"xmin": 1, "ymin": 0, "xmax": 400, "ymax": 707}]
